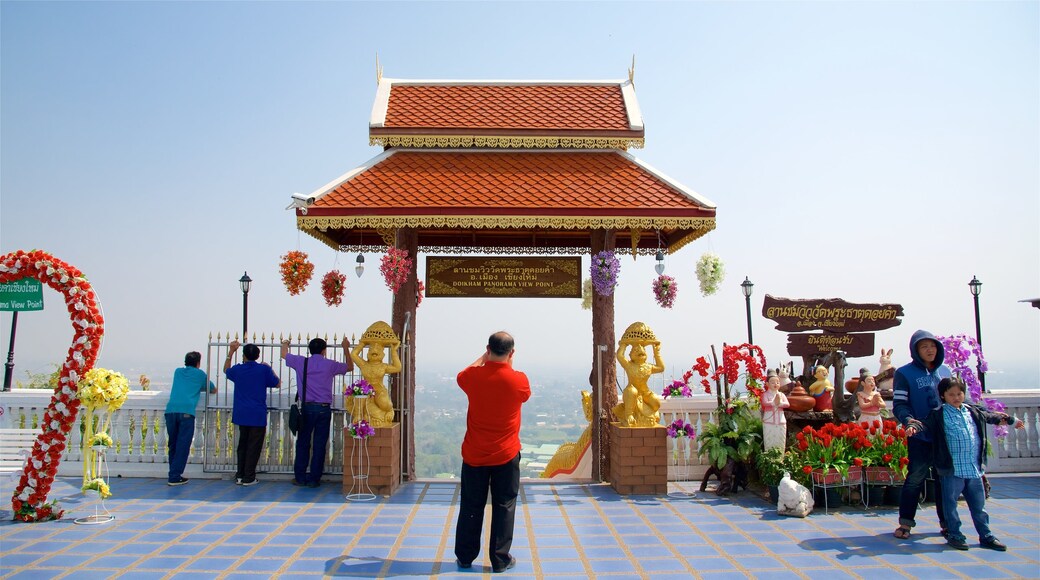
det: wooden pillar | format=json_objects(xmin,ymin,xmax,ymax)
[
  {"xmin": 590, "ymin": 228, "xmax": 617, "ymax": 482},
  {"xmin": 391, "ymin": 227, "xmax": 418, "ymax": 481}
]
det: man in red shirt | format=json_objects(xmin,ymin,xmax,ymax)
[{"xmin": 454, "ymin": 331, "xmax": 531, "ymax": 573}]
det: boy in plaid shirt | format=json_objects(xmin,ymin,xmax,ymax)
[{"xmin": 907, "ymin": 378, "xmax": 1024, "ymax": 551}]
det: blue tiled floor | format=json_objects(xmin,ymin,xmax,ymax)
[{"xmin": 1, "ymin": 475, "xmax": 1038, "ymax": 578}]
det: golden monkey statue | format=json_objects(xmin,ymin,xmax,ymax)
[
  {"xmin": 347, "ymin": 321, "xmax": 401, "ymax": 427},
  {"xmin": 611, "ymin": 322, "xmax": 664, "ymax": 427}
]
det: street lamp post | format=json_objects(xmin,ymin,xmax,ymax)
[
  {"xmin": 239, "ymin": 272, "xmax": 252, "ymax": 338},
  {"xmin": 741, "ymin": 277, "xmax": 754, "ymax": 345},
  {"xmin": 969, "ymin": 275, "xmax": 984, "ymax": 392}
]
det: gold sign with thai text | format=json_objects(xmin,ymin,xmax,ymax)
[
  {"xmin": 787, "ymin": 333, "xmax": 875, "ymax": 358},
  {"xmin": 762, "ymin": 295, "xmax": 904, "ymax": 333},
  {"xmin": 425, "ymin": 256, "xmax": 581, "ymax": 298}
]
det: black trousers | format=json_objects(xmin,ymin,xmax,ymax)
[
  {"xmin": 235, "ymin": 425, "xmax": 266, "ymax": 483},
  {"xmin": 454, "ymin": 452, "xmax": 520, "ymax": 570}
]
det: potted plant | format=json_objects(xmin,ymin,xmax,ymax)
[
  {"xmin": 789, "ymin": 423, "xmax": 867, "ymax": 488},
  {"xmin": 754, "ymin": 446, "xmax": 789, "ymax": 504}
]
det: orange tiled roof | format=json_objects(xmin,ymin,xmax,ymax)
[
  {"xmin": 383, "ymin": 84, "xmax": 631, "ymax": 131},
  {"xmin": 369, "ymin": 80, "xmax": 644, "ymax": 149},
  {"xmin": 298, "ymin": 150, "xmax": 715, "ymax": 254}
]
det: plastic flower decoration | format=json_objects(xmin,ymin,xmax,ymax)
[
  {"xmin": 416, "ymin": 279, "xmax": 425, "ymax": 308},
  {"xmin": 589, "ymin": 250, "xmax": 620, "ymax": 296},
  {"xmin": 652, "ymin": 274, "xmax": 678, "ymax": 308},
  {"xmin": 661, "ymin": 379, "xmax": 693, "ymax": 399},
  {"xmin": 348, "ymin": 379, "xmax": 375, "ymax": 397},
  {"xmin": 856, "ymin": 419, "xmax": 910, "ymax": 477},
  {"xmin": 581, "ymin": 278, "xmax": 593, "ymax": 310},
  {"xmin": 695, "ymin": 252, "xmax": 725, "ymax": 296},
  {"xmin": 348, "ymin": 419, "xmax": 376, "ymax": 439},
  {"xmin": 280, "ymin": 250, "xmax": 315, "ymax": 296},
  {"xmin": 139, "ymin": 374, "xmax": 150, "ymax": 391},
  {"xmin": 666, "ymin": 418, "xmax": 695, "ymax": 439},
  {"xmin": 78, "ymin": 368, "xmax": 130, "ymax": 412},
  {"xmin": 380, "ymin": 247, "xmax": 413, "ymax": 294},
  {"xmin": 2, "ymin": 249, "xmax": 105, "ymax": 522},
  {"xmin": 89, "ymin": 432, "xmax": 113, "ymax": 447},
  {"xmin": 82, "ymin": 477, "xmax": 112, "ymax": 499},
  {"xmin": 791, "ymin": 423, "xmax": 870, "ymax": 483},
  {"xmin": 320, "ymin": 270, "xmax": 346, "ymax": 307}
]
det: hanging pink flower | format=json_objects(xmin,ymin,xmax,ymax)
[
  {"xmin": 379, "ymin": 248, "xmax": 413, "ymax": 294},
  {"xmin": 652, "ymin": 274, "xmax": 677, "ymax": 308}
]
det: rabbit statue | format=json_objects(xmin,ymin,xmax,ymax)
[{"xmin": 876, "ymin": 348, "xmax": 895, "ymax": 400}]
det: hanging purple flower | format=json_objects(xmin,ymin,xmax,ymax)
[
  {"xmin": 937, "ymin": 334, "xmax": 1007, "ymax": 437},
  {"xmin": 590, "ymin": 251, "xmax": 620, "ymax": 296}
]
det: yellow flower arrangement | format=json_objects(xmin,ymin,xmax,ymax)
[
  {"xmin": 82, "ymin": 477, "xmax": 111, "ymax": 499},
  {"xmin": 89, "ymin": 432, "xmax": 113, "ymax": 447},
  {"xmin": 78, "ymin": 368, "xmax": 130, "ymax": 412}
]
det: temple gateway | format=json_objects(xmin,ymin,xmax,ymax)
[{"xmin": 292, "ymin": 67, "xmax": 717, "ymax": 483}]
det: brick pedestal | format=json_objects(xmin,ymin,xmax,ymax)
[
  {"xmin": 609, "ymin": 422, "xmax": 667, "ymax": 495},
  {"xmin": 343, "ymin": 423, "xmax": 401, "ymax": 497}
]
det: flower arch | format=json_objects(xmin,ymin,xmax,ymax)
[{"xmin": 0, "ymin": 250, "xmax": 104, "ymax": 521}]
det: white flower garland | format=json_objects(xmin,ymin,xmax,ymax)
[{"xmin": 696, "ymin": 252, "xmax": 726, "ymax": 296}]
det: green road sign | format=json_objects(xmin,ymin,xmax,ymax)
[{"xmin": 0, "ymin": 277, "xmax": 44, "ymax": 311}]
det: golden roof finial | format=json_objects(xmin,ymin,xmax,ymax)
[
  {"xmin": 628, "ymin": 54, "xmax": 636, "ymax": 85},
  {"xmin": 376, "ymin": 53, "xmax": 383, "ymax": 85}
]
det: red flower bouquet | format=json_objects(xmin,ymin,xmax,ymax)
[
  {"xmin": 321, "ymin": 270, "xmax": 346, "ymax": 306},
  {"xmin": 279, "ymin": 250, "xmax": 314, "ymax": 296}
]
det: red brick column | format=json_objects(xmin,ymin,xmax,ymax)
[
  {"xmin": 608, "ymin": 423, "xmax": 667, "ymax": 495},
  {"xmin": 344, "ymin": 423, "xmax": 401, "ymax": 497}
]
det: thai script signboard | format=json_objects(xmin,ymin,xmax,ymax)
[
  {"xmin": 787, "ymin": 333, "xmax": 875, "ymax": 358},
  {"xmin": 762, "ymin": 295, "xmax": 903, "ymax": 333},
  {"xmin": 0, "ymin": 277, "xmax": 44, "ymax": 311},
  {"xmin": 426, "ymin": 256, "xmax": 581, "ymax": 298}
]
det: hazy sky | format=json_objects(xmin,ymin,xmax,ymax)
[{"xmin": 1, "ymin": 1, "xmax": 1037, "ymax": 390}]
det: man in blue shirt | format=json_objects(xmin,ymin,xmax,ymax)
[
  {"xmin": 164, "ymin": 351, "xmax": 216, "ymax": 486},
  {"xmin": 225, "ymin": 340, "xmax": 280, "ymax": 486}
]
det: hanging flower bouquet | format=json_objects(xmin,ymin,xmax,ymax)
[
  {"xmin": 661, "ymin": 379, "xmax": 693, "ymax": 399},
  {"xmin": 2, "ymin": 249, "xmax": 105, "ymax": 522},
  {"xmin": 348, "ymin": 419, "xmax": 376, "ymax": 440},
  {"xmin": 416, "ymin": 280, "xmax": 425, "ymax": 308},
  {"xmin": 380, "ymin": 248, "xmax": 413, "ymax": 294},
  {"xmin": 320, "ymin": 270, "xmax": 346, "ymax": 307},
  {"xmin": 581, "ymin": 278, "xmax": 593, "ymax": 310},
  {"xmin": 590, "ymin": 251, "xmax": 620, "ymax": 296},
  {"xmin": 280, "ymin": 250, "xmax": 315, "ymax": 296},
  {"xmin": 695, "ymin": 252, "xmax": 725, "ymax": 296},
  {"xmin": 652, "ymin": 274, "xmax": 678, "ymax": 308}
]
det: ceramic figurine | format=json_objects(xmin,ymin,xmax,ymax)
[
  {"xmin": 761, "ymin": 369, "xmax": 791, "ymax": 451},
  {"xmin": 856, "ymin": 368, "xmax": 885, "ymax": 428},
  {"xmin": 808, "ymin": 365, "xmax": 833, "ymax": 411}
]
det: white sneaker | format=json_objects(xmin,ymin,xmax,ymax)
[
  {"xmin": 235, "ymin": 478, "xmax": 243, "ymax": 485},
  {"xmin": 241, "ymin": 479, "xmax": 259, "ymax": 486}
]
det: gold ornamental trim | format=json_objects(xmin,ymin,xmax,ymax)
[
  {"xmin": 369, "ymin": 135, "xmax": 644, "ymax": 150},
  {"xmin": 299, "ymin": 214, "xmax": 715, "ymax": 255}
]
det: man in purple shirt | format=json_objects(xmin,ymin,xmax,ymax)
[{"xmin": 281, "ymin": 337, "xmax": 352, "ymax": 487}]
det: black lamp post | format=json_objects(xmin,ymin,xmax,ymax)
[
  {"xmin": 741, "ymin": 276, "xmax": 754, "ymax": 344},
  {"xmin": 969, "ymin": 275, "xmax": 985, "ymax": 392},
  {"xmin": 239, "ymin": 272, "xmax": 252, "ymax": 338}
]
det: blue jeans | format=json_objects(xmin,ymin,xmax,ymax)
[
  {"xmin": 455, "ymin": 453, "xmax": 521, "ymax": 571},
  {"xmin": 940, "ymin": 475, "xmax": 993, "ymax": 543},
  {"xmin": 898, "ymin": 438, "xmax": 945, "ymax": 530},
  {"xmin": 294, "ymin": 403, "xmax": 332, "ymax": 484},
  {"xmin": 165, "ymin": 412, "xmax": 196, "ymax": 482}
]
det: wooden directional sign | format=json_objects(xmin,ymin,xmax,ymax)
[
  {"xmin": 0, "ymin": 277, "xmax": 44, "ymax": 312},
  {"xmin": 426, "ymin": 256, "xmax": 581, "ymax": 298},
  {"xmin": 763, "ymin": 295, "xmax": 903, "ymax": 333},
  {"xmin": 787, "ymin": 333, "xmax": 875, "ymax": 358}
]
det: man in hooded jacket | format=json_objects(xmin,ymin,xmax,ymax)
[{"xmin": 892, "ymin": 329, "xmax": 953, "ymax": 539}]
